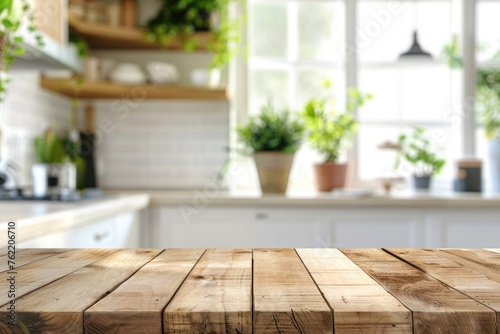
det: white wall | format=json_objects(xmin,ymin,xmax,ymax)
[
  {"xmin": 0, "ymin": 72, "xmax": 72, "ymax": 186},
  {"xmin": 94, "ymin": 100, "xmax": 229, "ymax": 189}
]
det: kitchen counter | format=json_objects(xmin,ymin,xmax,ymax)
[
  {"xmin": 0, "ymin": 193, "xmax": 149, "ymax": 248},
  {"xmin": 106, "ymin": 189, "xmax": 500, "ymax": 208},
  {"xmin": 1, "ymin": 248, "xmax": 499, "ymax": 333}
]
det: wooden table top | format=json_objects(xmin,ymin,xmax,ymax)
[{"xmin": 1, "ymin": 248, "xmax": 500, "ymax": 333}]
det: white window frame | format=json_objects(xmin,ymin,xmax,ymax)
[{"xmin": 233, "ymin": 0, "xmax": 478, "ymax": 188}]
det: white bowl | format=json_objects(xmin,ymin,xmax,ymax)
[
  {"xmin": 146, "ymin": 62, "xmax": 179, "ymax": 84},
  {"xmin": 110, "ymin": 63, "xmax": 146, "ymax": 85}
]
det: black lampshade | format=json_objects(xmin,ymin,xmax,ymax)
[{"xmin": 399, "ymin": 31, "xmax": 432, "ymax": 59}]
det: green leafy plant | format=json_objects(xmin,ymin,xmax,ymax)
[
  {"xmin": 69, "ymin": 30, "xmax": 88, "ymax": 59},
  {"xmin": 146, "ymin": 0, "xmax": 242, "ymax": 69},
  {"xmin": 237, "ymin": 104, "xmax": 304, "ymax": 154},
  {"xmin": 302, "ymin": 84, "xmax": 372, "ymax": 163},
  {"xmin": 441, "ymin": 35, "xmax": 500, "ymax": 139},
  {"xmin": 0, "ymin": 0, "xmax": 43, "ymax": 101},
  {"xmin": 441, "ymin": 34, "xmax": 463, "ymax": 69},
  {"xmin": 395, "ymin": 127, "xmax": 446, "ymax": 177},
  {"xmin": 34, "ymin": 130, "xmax": 68, "ymax": 164}
]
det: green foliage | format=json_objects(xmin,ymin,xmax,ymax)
[
  {"xmin": 34, "ymin": 130, "xmax": 68, "ymax": 164},
  {"xmin": 441, "ymin": 35, "xmax": 500, "ymax": 139},
  {"xmin": 441, "ymin": 34, "xmax": 463, "ymax": 69},
  {"xmin": 395, "ymin": 127, "xmax": 446, "ymax": 177},
  {"xmin": 302, "ymin": 85, "xmax": 372, "ymax": 162},
  {"xmin": 0, "ymin": 0, "xmax": 43, "ymax": 101},
  {"xmin": 477, "ymin": 67, "xmax": 500, "ymax": 139},
  {"xmin": 146, "ymin": 0, "xmax": 243, "ymax": 69},
  {"xmin": 237, "ymin": 104, "xmax": 304, "ymax": 154},
  {"xmin": 69, "ymin": 31, "xmax": 88, "ymax": 59}
]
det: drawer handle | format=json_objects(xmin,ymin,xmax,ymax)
[{"xmin": 94, "ymin": 231, "xmax": 110, "ymax": 242}]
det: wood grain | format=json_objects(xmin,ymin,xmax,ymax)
[
  {"xmin": 297, "ymin": 248, "xmax": 412, "ymax": 333},
  {"xmin": 0, "ymin": 249, "xmax": 115, "ymax": 305},
  {"xmin": 41, "ymin": 76, "xmax": 229, "ymax": 100},
  {"xmin": 253, "ymin": 248, "xmax": 333, "ymax": 334},
  {"xmin": 164, "ymin": 249, "xmax": 252, "ymax": 334},
  {"xmin": 387, "ymin": 248, "xmax": 500, "ymax": 334},
  {"xmin": 439, "ymin": 248, "xmax": 500, "ymax": 281},
  {"xmin": 0, "ymin": 249, "xmax": 161, "ymax": 334},
  {"xmin": 0, "ymin": 248, "xmax": 68, "ymax": 272},
  {"xmin": 85, "ymin": 249, "xmax": 205, "ymax": 334},
  {"xmin": 341, "ymin": 248, "xmax": 496, "ymax": 334}
]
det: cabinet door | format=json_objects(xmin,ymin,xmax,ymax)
[
  {"xmin": 327, "ymin": 208, "xmax": 426, "ymax": 248},
  {"xmin": 426, "ymin": 209, "xmax": 500, "ymax": 248},
  {"xmin": 19, "ymin": 211, "xmax": 140, "ymax": 248},
  {"xmin": 253, "ymin": 208, "xmax": 331, "ymax": 248},
  {"xmin": 155, "ymin": 207, "xmax": 256, "ymax": 248}
]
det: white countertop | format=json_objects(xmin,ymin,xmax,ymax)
[
  {"xmin": 106, "ymin": 189, "xmax": 500, "ymax": 208},
  {"xmin": 0, "ymin": 193, "xmax": 150, "ymax": 247}
]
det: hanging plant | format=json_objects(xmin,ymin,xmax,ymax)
[
  {"xmin": 145, "ymin": 0, "xmax": 243, "ymax": 69},
  {"xmin": 0, "ymin": 0, "xmax": 44, "ymax": 101}
]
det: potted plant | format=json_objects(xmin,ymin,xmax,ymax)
[
  {"xmin": 0, "ymin": 0, "xmax": 43, "ymax": 101},
  {"xmin": 237, "ymin": 104, "xmax": 304, "ymax": 194},
  {"xmin": 145, "ymin": 0, "xmax": 242, "ymax": 83},
  {"xmin": 302, "ymin": 86, "xmax": 372, "ymax": 192},
  {"xmin": 395, "ymin": 127, "xmax": 446, "ymax": 191}
]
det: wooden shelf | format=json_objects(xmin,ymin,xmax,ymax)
[
  {"xmin": 41, "ymin": 77, "xmax": 228, "ymax": 101},
  {"xmin": 68, "ymin": 14, "xmax": 214, "ymax": 50}
]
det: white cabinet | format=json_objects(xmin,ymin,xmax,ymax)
[
  {"xmin": 151, "ymin": 205, "xmax": 500, "ymax": 248},
  {"xmin": 152, "ymin": 207, "xmax": 256, "ymax": 248},
  {"xmin": 19, "ymin": 211, "xmax": 141, "ymax": 248},
  {"xmin": 426, "ymin": 209, "xmax": 500, "ymax": 248}
]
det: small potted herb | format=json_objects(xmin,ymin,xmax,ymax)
[
  {"xmin": 302, "ymin": 84, "xmax": 372, "ymax": 191},
  {"xmin": 395, "ymin": 127, "xmax": 446, "ymax": 191},
  {"xmin": 237, "ymin": 104, "xmax": 304, "ymax": 193}
]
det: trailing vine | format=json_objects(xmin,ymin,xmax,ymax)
[{"xmin": 0, "ymin": 0, "xmax": 44, "ymax": 101}]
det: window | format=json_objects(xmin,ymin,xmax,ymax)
[
  {"xmin": 238, "ymin": 0, "xmax": 481, "ymax": 191},
  {"xmin": 356, "ymin": 0, "xmax": 461, "ymax": 184},
  {"xmin": 248, "ymin": 0, "xmax": 346, "ymax": 114},
  {"xmin": 476, "ymin": 0, "xmax": 500, "ymax": 185}
]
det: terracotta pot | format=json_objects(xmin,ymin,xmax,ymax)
[
  {"xmin": 313, "ymin": 162, "xmax": 348, "ymax": 192},
  {"xmin": 253, "ymin": 152, "xmax": 295, "ymax": 194}
]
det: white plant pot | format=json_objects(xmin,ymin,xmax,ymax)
[{"xmin": 488, "ymin": 140, "xmax": 500, "ymax": 192}]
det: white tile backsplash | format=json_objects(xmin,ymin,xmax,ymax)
[
  {"xmin": 94, "ymin": 100, "xmax": 230, "ymax": 189},
  {"xmin": 0, "ymin": 72, "xmax": 71, "ymax": 186},
  {"xmin": 0, "ymin": 72, "xmax": 230, "ymax": 190}
]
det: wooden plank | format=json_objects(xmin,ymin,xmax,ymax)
[
  {"xmin": 341, "ymin": 249, "xmax": 496, "ymax": 334},
  {"xmin": 387, "ymin": 248, "xmax": 500, "ymax": 334},
  {"xmin": 164, "ymin": 249, "xmax": 252, "ymax": 334},
  {"xmin": 0, "ymin": 249, "xmax": 161, "ymax": 334},
  {"xmin": 0, "ymin": 248, "xmax": 69, "ymax": 273},
  {"xmin": 253, "ymin": 248, "xmax": 333, "ymax": 334},
  {"xmin": 0, "ymin": 249, "xmax": 115, "ymax": 305},
  {"xmin": 69, "ymin": 13, "xmax": 214, "ymax": 50},
  {"xmin": 440, "ymin": 249, "xmax": 500, "ymax": 281},
  {"xmin": 41, "ymin": 77, "xmax": 228, "ymax": 100},
  {"xmin": 297, "ymin": 248, "xmax": 412, "ymax": 333},
  {"xmin": 85, "ymin": 249, "xmax": 205, "ymax": 334}
]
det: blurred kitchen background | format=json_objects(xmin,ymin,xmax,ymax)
[{"xmin": 1, "ymin": 0, "xmax": 500, "ymax": 249}]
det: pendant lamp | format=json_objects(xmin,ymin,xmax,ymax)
[{"xmin": 399, "ymin": 0, "xmax": 432, "ymax": 60}]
